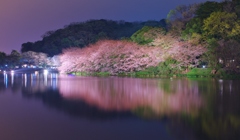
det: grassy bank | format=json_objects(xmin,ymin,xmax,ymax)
[
  {"xmin": 70, "ymin": 68, "xmax": 240, "ymax": 79},
  {"xmin": 72, "ymin": 71, "xmax": 110, "ymax": 77},
  {"xmin": 186, "ymin": 68, "xmax": 213, "ymax": 78}
]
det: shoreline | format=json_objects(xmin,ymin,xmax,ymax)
[
  {"xmin": 70, "ymin": 71, "xmax": 240, "ymax": 80},
  {"xmin": 0, "ymin": 68, "xmax": 58, "ymax": 74}
]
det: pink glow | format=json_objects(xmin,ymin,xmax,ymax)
[{"xmin": 59, "ymin": 77, "xmax": 202, "ymax": 116}]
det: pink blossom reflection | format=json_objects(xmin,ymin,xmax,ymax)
[{"xmin": 59, "ymin": 76, "xmax": 202, "ymax": 116}]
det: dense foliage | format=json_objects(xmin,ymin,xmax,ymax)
[
  {"xmin": 166, "ymin": 0, "xmax": 240, "ymax": 74},
  {"xmin": 21, "ymin": 19, "xmax": 165, "ymax": 56}
]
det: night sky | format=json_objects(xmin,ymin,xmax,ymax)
[{"xmin": 0, "ymin": 0, "xmax": 221, "ymax": 54}]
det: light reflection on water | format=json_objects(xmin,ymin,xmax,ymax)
[
  {"xmin": 58, "ymin": 76, "xmax": 202, "ymax": 116},
  {"xmin": 3, "ymin": 73, "xmax": 202, "ymax": 116},
  {"xmin": 0, "ymin": 72, "xmax": 240, "ymax": 140}
]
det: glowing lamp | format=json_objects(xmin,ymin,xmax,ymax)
[{"xmin": 44, "ymin": 69, "xmax": 48, "ymax": 75}]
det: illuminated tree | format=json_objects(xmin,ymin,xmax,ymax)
[
  {"xmin": 203, "ymin": 11, "xmax": 240, "ymax": 39},
  {"xmin": 59, "ymin": 40, "xmax": 163, "ymax": 74},
  {"xmin": 59, "ymin": 39, "xmax": 206, "ymax": 75},
  {"xmin": 21, "ymin": 51, "xmax": 50, "ymax": 67}
]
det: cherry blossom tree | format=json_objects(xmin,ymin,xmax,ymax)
[
  {"xmin": 21, "ymin": 51, "xmax": 51, "ymax": 67},
  {"xmin": 58, "ymin": 39, "xmax": 206, "ymax": 75}
]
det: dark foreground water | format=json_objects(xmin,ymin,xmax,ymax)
[{"xmin": 0, "ymin": 71, "xmax": 240, "ymax": 140}]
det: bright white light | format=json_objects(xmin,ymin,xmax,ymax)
[
  {"xmin": 35, "ymin": 71, "xmax": 39, "ymax": 75},
  {"xmin": 11, "ymin": 70, "xmax": 14, "ymax": 74},
  {"xmin": 3, "ymin": 70, "xmax": 6, "ymax": 74},
  {"xmin": 202, "ymin": 65, "xmax": 206, "ymax": 68},
  {"xmin": 44, "ymin": 69, "xmax": 48, "ymax": 75}
]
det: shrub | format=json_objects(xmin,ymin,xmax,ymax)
[{"xmin": 186, "ymin": 68, "xmax": 212, "ymax": 77}]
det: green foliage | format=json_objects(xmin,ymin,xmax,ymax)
[
  {"xmin": 135, "ymin": 58, "xmax": 181, "ymax": 77},
  {"xmin": 93, "ymin": 72, "xmax": 110, "ymax": 76},
  {"xmin": 186, "ymin": 68, "xmax": 212, "ymax": 77},
  {"xmin": 203, "ymin": 11, "xmax": 240, "ymax": 39},
  {"xmin": 182, "ymin": 18, "xmax": 203, "ymax": 40},
  {"xmin": 173, "ymin": 1, "xmax": 240, "ymax": 74},
  {"xmin": 203, "ymin": 38, "xmax": 220, "ymax": 69},
  {"xmin": 134, "ymin": 66, "xmax": 159, "ymax": 77},
  {"xmin": 131, "ymin": 26, "xmax": 167, "ymax": 45},
  {"xmin": 195, "ymin": 1, "xmax": 223, "ymax": 19},
  {"xmin": 73, "ymin": 72, "xmax": 89, "ymax": 76},
  {"xmin": 73, "ymin": 71, "xmax": 110, "ymax": 77},
  {"xmin": 156, "ymin": 58, "xmax": 181, "ymax": 76},
  {"xmin": 131, "ymin": 26, "xmax": 154, "ymax": 45}
]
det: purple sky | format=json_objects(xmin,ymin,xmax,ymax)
[{"xmin": 0, "ymin": 0, "xmax": 221, "ymax": 54}]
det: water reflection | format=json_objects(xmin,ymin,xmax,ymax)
[
  {"xmin": 1, "ymin": 73, "xmax": 204, "ymax": 118},
  {"xmin": 0, "ymin": 71, "xmax": 58, "ymax": 94},
  {"xmin": 19, "ymin": 72, "xmax": 58, "ymax": 91},
  {"xmin": 3, "ymin": 73, "xmax": 8, "ymax": 88},
  {"xmin": 0, "ymin": 73, "xmax": 240, "ymax": 140},
  {"xmin": 2, "ymin": 72, "xmax": 16, "ymax": 87},
  {"xmin": 58, "ymin": 77, "xmax": 202, "ymax": 117}
]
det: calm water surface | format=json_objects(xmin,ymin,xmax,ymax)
[{"xmin": 0, "ymin": 72, "xmax": 240, "ymax": 140}]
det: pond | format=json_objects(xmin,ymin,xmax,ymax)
[{"xmin": 0, "ymin": 71, "xmax": 239, "ymax": 140}]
